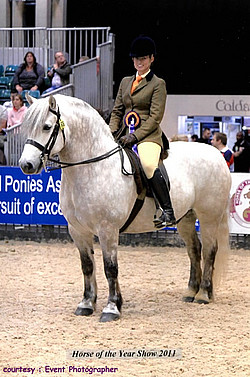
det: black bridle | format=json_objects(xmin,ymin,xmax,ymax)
[
  {"xmin": 25, "ymin": 107, "xmax": 65, "ymax": 170},
  {"xmin": 25, "ymin": 106, "xmax": 133, "ymax": 175}
]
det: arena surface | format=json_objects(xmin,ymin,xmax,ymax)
[{"xmin": 0, "ymin": 240, "xmax": 249, "ymax": 377}]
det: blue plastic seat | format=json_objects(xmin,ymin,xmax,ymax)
[
  {"xmin": 0, "ymin": 65, "xmax": 4, "ymax": 77},
  {"xmin": 0, "ymin": 89, "xmax": 11, "ymax": 104},
  {"xmin": 22, "ymin": 90, "xmax": 40, "ymax": 100},
  {"xmin": 0, "ymin": 77, "xmax": 12, "ymax": 89},
  {"xmin": 5, "ymin": 64, "xmax": 19, "ymax": 76}
]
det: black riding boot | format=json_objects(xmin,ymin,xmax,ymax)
[{"xmin": 149, "ymin": 168, "xmax": 176, "ymax": 228}]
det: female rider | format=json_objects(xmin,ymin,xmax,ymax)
[{"xmin": 109, "ymin": 35, "xmax": 176, "ymax": 228}]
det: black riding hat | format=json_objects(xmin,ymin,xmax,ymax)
[{"xmin": 129, "ymin": 36, "xmax": 156, "ymax": 57}]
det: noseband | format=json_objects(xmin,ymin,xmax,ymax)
[{"xmin": 25, "ymin": 106, "xmax": 66, "ymax": 170}]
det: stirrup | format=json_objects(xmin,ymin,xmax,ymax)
[{"xmin": 153, "ymin": 209, "xmax": 176, "ymax": 229}]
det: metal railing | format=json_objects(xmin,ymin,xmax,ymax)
[
  {"xmin": 0, "ymin": 27, "xmax": 112, "ymax": 72},
  {"xmin": 42, "ymin": 39, "xmax": 114, "ymax": 116},
  {"xmin": 4, "ymin": 123, "xmax": 24, "ymax": 166},
  {"xmin": 2, "ymin": 27, "xmax": 115, "ymax": 167},
  {"xmin": 41, "ymin": 83, "xmax": 74, "ymax": 98}
]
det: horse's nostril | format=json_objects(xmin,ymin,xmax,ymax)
[
  {"xmin": 21, "ymin": 161, "xmax": 35, "ymax": 173},
  {"xmin": 26, "ymin": 162, "xmax": 33, "ymax": 171}
]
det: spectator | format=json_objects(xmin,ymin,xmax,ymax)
[
  {"xmin": 171, "ymin": 134, "xmax": 188, "ymax": 142},
  {"xmin": 7, "ymin": 94, "xmax": 27, "ymax": 128},
  {"xmin": 211, "ymin": 132, "xmax": 234, "ymax": 171},
  {"xmin": 191, "ymin": 134, "xmax": 198, "ymax": 142},
  {"xmin": 232, "ymin": 131, "xmax": 250, "ymax": 172},
  {"xmin": 3, "ymin": 88, "xmax": 18, "ymax": 110},
  {"xmin": 0, "ymin": 105, "xmax": 7, "ymax": 164},
  {"xmin": 44, "ymin": 51, "xmax": 72, "ymax": 93},
  {"xmin": 79, "ymin": 55, "xmax": 89, "ymax": 63},
  {"xmin": 198, "ymin": 127, "xmax": 211, "ymax": 144},
  {"xmin": 12, "ymin": 51, "xmax": 45, "ymax": 93}
]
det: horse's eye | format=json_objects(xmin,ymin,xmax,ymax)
[{"xmin": 43, "ymin": 124, "xmax": 52, "ymax": 131}]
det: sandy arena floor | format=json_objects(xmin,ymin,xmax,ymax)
[{"xmin": 0, "ymin": 240, "xmax": 249, "ymax": 377}]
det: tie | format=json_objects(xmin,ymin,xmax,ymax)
[{"xmin": 131, "ymin": 75, "xmax": 142, "ymax": 94}]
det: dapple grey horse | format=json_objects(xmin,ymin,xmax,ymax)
[{"xmin": 19, "ymin": 94, "xmax": 231, "ymax": 322}]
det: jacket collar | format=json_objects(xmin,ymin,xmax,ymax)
[
  {"xmin": 145, "ymin": 70, "xmax": 154, "ymax": 81},
  {"xmin": 130, "ymin": 71, "xmax": 154, "ymax": 96},
  {"xmin": 134, "ymin": 70, "xmax": 154, "ymax": 82}
]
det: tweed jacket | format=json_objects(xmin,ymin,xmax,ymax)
[{"xmin": 109, "ymin": 71, "xmax": 167, "ymax": 148}]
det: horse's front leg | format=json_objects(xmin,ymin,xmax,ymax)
[
  {"xmin": 98, "ymin": 226, "xmax": 122, "ymax": 322},
  {"xmin": 69, "ymin": 225, "xmax": 97, "ymax": 316}
]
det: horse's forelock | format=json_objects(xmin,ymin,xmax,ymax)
[{"xmin": 22, "ymin": 97, "xmax": 50, "ymax": 138}]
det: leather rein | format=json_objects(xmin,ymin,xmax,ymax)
[{"xmin": 25, "ymin": 106, "xmax": 134, "ymax": 175}]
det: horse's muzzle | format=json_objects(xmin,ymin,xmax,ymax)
[{"xmin": 19, "ymin": 156, "xmax": 43, "ymax": 175}]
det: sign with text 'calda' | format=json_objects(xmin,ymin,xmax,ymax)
[{"xmin": 0, "ymin": 167, "xmax": 67, "ymax": 225}]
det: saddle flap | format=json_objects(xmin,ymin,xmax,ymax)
[{"xmin": 123, "ymin": 147, "xmax": 151, "ymax": 196}]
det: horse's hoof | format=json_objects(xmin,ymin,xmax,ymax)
[
  {"xmin": 100, "ymin": 302, "xmax": 120, "ymax": 322},
  {"xmin": 75, "ymin": 307, "xmax": 94, "ymax": 316},
  {"xmin": 194, "ymin": 298, "xmax": 209, "ymax": 305},
  {"xmin": 99, "ymin": 312, "xmax": 120, "ymax": 322},
  {"xmin": 182, "ymin": 288, "xmax": 196, "ymax": 302},
  {"xmin": 194, "ymin": 290, "xmax": 210, "ymax": 304},
  {"xmin": 182, "ymin": 296, "xmax": 195, "ymax": 303}
]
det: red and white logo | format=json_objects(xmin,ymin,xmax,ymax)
[{"xmin": 230, "ymin": 179, "xmax": 250, "ymax": 228}]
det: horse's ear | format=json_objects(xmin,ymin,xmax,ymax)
[
  {"xmin": 49, "ymin": 95, "xmax": 57, "ymax": 110},
  {"xmin": 26, "ymin": 92, "xmax": 37, "ymax": 105}
]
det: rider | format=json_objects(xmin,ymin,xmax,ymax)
[{"xmin": 109, "ymin": 35, "xmax": 176, "ymax": 228}]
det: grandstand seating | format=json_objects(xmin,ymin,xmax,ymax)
[
  {"xmin": 0, "ymin": 89, "xmax": 11, "ymax": 105},
  {"xmin": 0, "ymin": 77, "xmax": 12, "ymax": 90},
  {"xmin": 5, "ymin": 65, "xmax": 19, "ymax": 77},
  {"xmin": 0, "ymin": 65, "xmax": 4, "ymax": 77},
  {"xmin": 0, "ymin": 88, "xmax": 40, "ymax": 106},
  {"xmin": 21, "ymin": 90, "xmax": 40, "ymax": 106},
  {"xmin": 22, "ymin": 90, "xmax": 40, "ymax": 99},
  {"xmin": 44, "ymin": 77, "xmax": 51, "ymax": 91}
]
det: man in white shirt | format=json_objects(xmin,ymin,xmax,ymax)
[{"xmin": 44, "ymin": 51, "xmax": 72, "ymax": 93}]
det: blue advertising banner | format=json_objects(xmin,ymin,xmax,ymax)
[{"xmin": 0, "ymin": 167, "xmax": 67, "ymax": 225}]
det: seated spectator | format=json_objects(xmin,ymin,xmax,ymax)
[
  {"xmin": 211, "ymin": 132, "xmax": 234, "ymax": 171},
  {"xmin": 232, "ymin": 131, "xmax": 250, "ymax": 172},
  {"xmin": 198, "ymin": 128, "xmax": 211, "ymax": 144},
  {"xmin": 0, "ymin": 105, "xmax": 7, "ymax": 164},
  {"xmin": 3, "ymin": 88, "xmax": 18, "ymax": 110},
  {"xmin": 12, "ymin": 51, "xmax": 45, "ymax": 93},
  {"xmin": 7, "ymin": 94, "xmax": 27, "ymax": 128},
  {"xmin": 44, "ymin": 51, "xmax": 72, "ymax": 93},
  {"xmin": 191, "ymin": 134, "xmax": 198, "ymax": 142},
  {"xmin": 170, "ymin": 134, "xmax": 189, "ymax": 142},
  {"xmin": 79, "ymin": 55, "xmax": 89, "ymax": 63}
]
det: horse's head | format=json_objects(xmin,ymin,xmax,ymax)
[{"xmin": 19, "ymin": 94, "xmax": 66, "ymax": 174}]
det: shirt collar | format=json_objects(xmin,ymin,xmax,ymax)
[{"xmin": 136, "ymin": 69, "xmax": 151, "ymax": 79}]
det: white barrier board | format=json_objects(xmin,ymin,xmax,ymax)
[{"xmin": 229, "ymin": 173, "xmax": 250, "ymax": 234}]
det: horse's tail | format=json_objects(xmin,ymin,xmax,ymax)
[{"xmin": 213, "ymin": 204, "xmax": 230, "ymax": 289}]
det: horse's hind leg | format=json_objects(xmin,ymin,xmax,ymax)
[
  {"xmin": 98, "ymin": 226, "xmax": 122, "ymax": 323},
  {"xmin": 69, "ymin": 225, "xmax": 97, "ymax": 316},
  {"xmin": 194, "ymin": 220, "xmax": 218, "ymax": 304},
  {"xmin": 177, "ymin": 210, "xmax": 202, "ymax": 302}
]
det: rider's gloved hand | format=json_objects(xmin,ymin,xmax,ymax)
[{"xmin": 119, "ymin": 134, "xmax": 137, "ymax": 148}]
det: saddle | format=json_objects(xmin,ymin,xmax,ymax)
[{"xmin": 119, "ymin": 147, "xmax": 170, "ymax": 233}]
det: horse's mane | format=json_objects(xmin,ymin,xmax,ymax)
[{"xmin": 22, "ymin": 95, "xmax": 113, "ymax": 142}]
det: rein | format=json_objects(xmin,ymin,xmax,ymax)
[
  {"xmin": 48, "ymin": 145, "xmax": 124, "ymax": 171},
  {"xmin": 25, "ymin": 106, "xmax": 134, "ymax": 175}
]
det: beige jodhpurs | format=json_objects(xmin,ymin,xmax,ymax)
[{"xmin": 137, "ymin": 142, "xmax": 161, "ymax": 179}]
